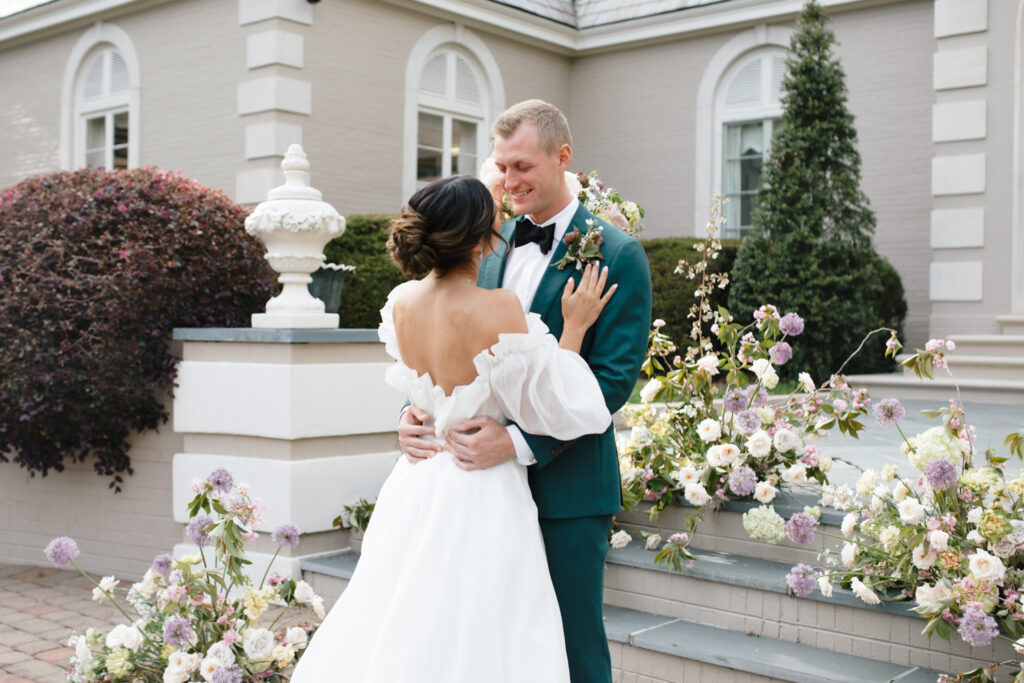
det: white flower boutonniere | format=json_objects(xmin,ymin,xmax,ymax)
[{"xmin": 553, "ymin": 220, "xmax": 604, "ymax": 271}]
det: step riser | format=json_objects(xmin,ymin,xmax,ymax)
[
  {"xmin": 997, "ymin": 316, "xmax": 1024, "ymax": 335},
  {"xmin": 900, "ymin": 363, "xmax": 1024, "ymax": 382},
  {"xmin": 845, "ymin": 376, "xmax": 1024, "ymax": 404},
  {"xmin": 612, "ymin": 643, "xmax": 789, "ymax": 683},
  {"xmin": 604, "ymin": 563, "xmax": 1012, "ymax": 675},
  {"xmin": 944, "ymin": 341, "xmax": 1024, "ymax": 358}
]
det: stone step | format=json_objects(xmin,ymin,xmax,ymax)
[
  {"xmin": 896, "ymin": 354, "xmax": 1024, "ymax": 382},
  {"xmin": 606, "ymin": 605, "xmax": 944, "ymax": 683},
  {"xmin": 603, "ymin": 541, "xmax": 1012, "ymax": 675},
  {"xmin": 845, "ymin": 371, "xmax": 1024, "ymax": 404},
  {"xmin": 945, "ymin": 334, "xmax": 1024, "ymax": 358},
  {"xmin": 997, "ymin": 315, "xmax": 1024, "ymax": 335}
]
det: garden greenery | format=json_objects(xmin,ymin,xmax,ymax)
[{"xmin": 0, "ymin": 169, "xmax": 274, "ymax": 488}]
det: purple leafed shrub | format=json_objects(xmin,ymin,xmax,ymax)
[{"xmin": 0, "ymin": 168, "xmax": 274, "ymax": 488}]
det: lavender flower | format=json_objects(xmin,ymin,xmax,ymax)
[
  {"xmin": 272, "ymin": 523, "xmax": 301, "ymax": 548},
  {"xmin": 785, "ymin": 564, "xmax": 816, "ymax": 596},
  {"xmin": 186, "ymin": 515, "xmax": 214, "ymax": 548},
  {"xmin": 957, "ymin": 603, "xmax": 999, "ymax": 647},
  {"xmin": 785, "ymin": 513, "xmax": 818, "ymax": 545},
  {"xmin": 769, "ymin": 341, "xmax": 793, "ymax": 365},
  {"xmin": 926, "ymin": 458, "xmax": 959, "ymax": 491},
  {"xmin": 44, "ymin": 536, "xmax": 80, "ymax": 568},
  {"xmin": 723, "ymin": 388, "xmax": 747, "ymax": 414},
  {"xmin": 873, "ymin": 398, "xmax": 906, "ymax": 429},
  {"xmin": 735, "ymin": 410, "xmax": 761, "ymax": 434},
  {"xmin": 162, "ymin": 616, "xmax": 195, "ymax": 649},
  {"xmin": 728, "ymin": 466, "xmax": 757, "ymax": 496},
  {"xmin": 211, "ymin": 667, "xmax": 243, "ymax": 683},
  {"xmin": 780, "ymin": 312, "xmax": 804, "ymax": 336},
  {"xmin": 206, "ymin": 468, "xmax": 234, "ymax": 493},
  {"xmin": 151, "ymin": 553, "xmax": 173, "ymax": 576}
]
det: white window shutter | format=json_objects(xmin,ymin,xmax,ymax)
[
  {"xmin": 110, "ymin": 51, "xmax": 129, "ymax": 94},
  {"xmin": 420, "ymin": 52, "xmax": 448, "ymax": 96},
  {"xmin": 725, "ymin": 58, "xmax": 761, "ymax": 107},
  {"xmin": 454, "ymin": 56, "xmax": 480, "ymax": 105},
  {"xmin": 83, "ymin": 53, "xmax": 105, "ymax": 100},
  {"xmin": 770, "ymin": 55, "xmax": 786, "ymax": 103}
]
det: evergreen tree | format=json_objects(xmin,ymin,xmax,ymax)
[{"xmin": 728, "ymin": 0, "xmax": 905, "ymax": 382}]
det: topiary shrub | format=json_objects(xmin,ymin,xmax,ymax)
[
  {"xmin": 323, "ymin": 214, "xmax": 410, "ymax": 329},
  {"xmin": 0, "ymin": 168, "xmax": 275, "ymax": 488}
]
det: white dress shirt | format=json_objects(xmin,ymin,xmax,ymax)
[{"xmin": 503, "ymin": 198, "xmax": 580, "ymax": 466}]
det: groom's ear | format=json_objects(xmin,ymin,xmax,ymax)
[{"xmin": 557, "ymin": 143, "xmax": 572, "ymax": 170}]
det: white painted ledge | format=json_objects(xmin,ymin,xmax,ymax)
[
  {"xmin": 931, "ymin": 207, "xmax": 984, "ymax": 248},
  {"xmin": 934, "ymin": 0, "xmax": 988, "ymax": 38},
  {"xmin": 932, "ymin": 100, "xmax": 986, "ymax": 142},
  {"xmin": 934, "ymin": 47, "xmax": 987, "ymax": 90},
  {"xmin": 238, "ymin": 0, "xmax": 313, "ymax": 26},
  {"xmin": 932, "ymin": 154, "xmax": 986, "ymax": 196},
  {"xmin": 930, "ymin": 262, "xmax": 983, "ymax": 301}
]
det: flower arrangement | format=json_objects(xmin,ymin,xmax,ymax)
[
  {"xmin": 48, "ymin": 468, "xmax": 324, "ymax": 682},
  {"xmin": 331, "ymin": 498, "xmax": 375, "ymax": 533},
  {"xmin": 777, "ymin": 346, "xmax": 1024, "ymax": 683}
]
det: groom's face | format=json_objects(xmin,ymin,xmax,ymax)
[{"xmin": 493, "ymin": 121, "xmax": 571, "ymax": 224}]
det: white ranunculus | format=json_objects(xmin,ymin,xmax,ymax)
[
  {"xmin": 610, "ymin": 530, "xmax": 631, "ymax": 549},
  {"xmin": 873, "ymin": 484, "xmax": 890, "ymax": 500},
  {"xmin": 750, "ymin": 358, "xmax": 770, "ymax": 379},
  {"xmin": 773, "ymin": 429, "xmax": 802, "ymax": 454},
  {"xmin": 206, "ymin": 641, "xmax": 235, "ymax": 668},
  {"xmin": 286, "ymin": 626, "xmax": 308, "ymax": 648},
  {"xmin": 131, "ymin": 568, "xmax": 158, "ymax": 597},
  {"xmin": 311, "ymin": 595, "xmax": 325, "ymax": 619},
  {"xmin": 898, "ymin": 498, "xmax": 926, "ymax": 525},
  {"xmin": 841, "ymin": 513, "xmax": 858, "ymax": 538},
  {"xmin": 753, "ymin": 481, "xmax": 777, "ymax": 504},
  {"xmin": 880, "ymin": 464, "xmax": 899, "ymax": 482},
  {"xmin": 706, "ymin": 444, "xmax": 739, "ymax": 468},
  {"xmin": 841, "ymin": 542, "xmax": 858, "ymax": 568},
  {"xmin": 798, "ymin": 372, "xmax": 815, "ymax": 393},
  {"xmin": 781, "ymin": 464, "xmax": 807, "ymax": 485},
  {"xmin": 850, "ymin": 577, "xmax": 880, "ymax": 605},
  {"xmin": 817, "ymin": 576, "xmax": 833, "ymax": 597},
  {"xmin": 697, "ymin": 418, "xmax": 722, "ymax": 443},
  {"xmin": 167, "ymin": 651, "xmax": 200, "ymax": 673},
  {"xmin": 199, "ymin": 657, "xmax": 219, "ymax": 682},
  {"xmin": 869, "ymin": 495, "xmax": 884, "ymax": 513},
  {"xmin": 892, "ymin": 481, "xmax": 908, "ymax": 503},
  {"xmin": 684, "ymin": 483, "xmax": 713, "ymax": 507},
  {"xmin": 928, "ymin": 529, "xmax": 949, "ymax": 552},
  {"xmin": 92, "ymin": 575, "xmax": 119, "ymax": 603},
  {"xmin": 106, "ymin": 623, "xmax": 144, "ymax": 652},
  {"xmin": 243, "ymin": 628, "xmax": 276, "ymax": 661},
  {"xmin": 695, "ymin": 354, "xmax": 719, "ymax": 376},
  {"xmin": 968, "ymin": 549, "xmax": 1006, "ymax": 584},
  {"xmin": 645, "ymin": 534, "xmax": 663, "ymax": 551},
  {"xmin": 967, "ymin": 506, "xmax": 984, "ymax": 525},
  {"xmin": 745, "ymin": 430, "xmax": 772, "ymax": 458},
  {"xmin": 855, "ymin": 469, "xmax": 878, "ymax": 497},
  {"xmin": 163, "ymin": 666, "xmax": 190, "ymax": 683},
  {"xmin": 914, "ymin": 584, "xmax": 936, "ymax": 608},
  {"xmin": 672, "ymin": 466, "xmax": 700, "ymax": 487},
  {"xmin": 294, "ymin": 580, "xmax": 316, "ymax": 605},
  {"xmin": 639, "ymin": 378, "xmax": 661, "ymax": 404},
  {"xmin": 831, "ymin": 485, "xmax": 855, "ymax": 511},
  {"xmin": 931, "ymin": 581, "xmax": 953, "ymax": 604},
  {"xmin": 912, "ymin": 544, "xmax": 937, "ymax": 570},
  {"xmin": 761, "ymin": 365, "xmax": 779, "ymax": 389},
  {"xmin": 879, "ymin": 525, "xmax": 900, "ymax": 549}
]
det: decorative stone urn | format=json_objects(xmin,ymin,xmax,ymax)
[{"xmin": 245, "ymin": 144, "xmax": 346, "ymax": 328}]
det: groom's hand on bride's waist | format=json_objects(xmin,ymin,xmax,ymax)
[
  {"xmin": 398, "ymin": 405, "xmax": 442, "ymax": 463},
  {"xmin": 445, "ymin": 417, "xmax": 517, "ymax": 471}
]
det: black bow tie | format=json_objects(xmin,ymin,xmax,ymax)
[{"xmin": 513, "ymin": 217, "xmax": 556, "ymax": 255}]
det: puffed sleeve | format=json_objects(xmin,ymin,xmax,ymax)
[
  {"xmin": 477, "ymin": 314, "xmax": 611, "ymax": 441},
  {"xmin": 377, "ymin": 281, "xmax": 419, "ymax": 362}
]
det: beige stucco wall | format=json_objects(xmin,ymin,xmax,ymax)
[{"xmin": 0, "ymin": 396, "xmax": 183, "ymax": 579}]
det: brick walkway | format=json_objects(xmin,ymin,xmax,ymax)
[{"xmin": 0, "ymin": 563, "xmax": 122, "ymax": 682}]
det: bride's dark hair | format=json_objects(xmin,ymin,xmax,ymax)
[{"xmin": 387, "ymin": 175, "xmax": 502, "ymax": 277}]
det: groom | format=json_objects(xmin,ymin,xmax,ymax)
[{"xmin": 399, "ymin": 99, "xmax": 651, "ymax": 682}]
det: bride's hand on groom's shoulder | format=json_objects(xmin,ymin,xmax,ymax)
[
  {"xmin": 398, "ymin": 405, "xmax": 441, "ymax": 464},
  {"xmin": 445, "ymin": 417, "xmax": 516, "ymax": 471}
]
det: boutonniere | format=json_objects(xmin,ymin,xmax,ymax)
[{"xmin": 552, "ymin": 219, "xmax": 604, "ymax": 271}]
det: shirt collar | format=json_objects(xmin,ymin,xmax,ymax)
[{"xmin": 526, "ymin": 197, "xmax": 579, "ymax": 244}]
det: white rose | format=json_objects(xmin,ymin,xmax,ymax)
[
  {"xmin": 163, "ymin": 667, "xmax": 190, "ymax": 683},
  {"xmin": 706, "ymin": 444, "xmax": 739, "ymax": 468},
  {"xmin": 850, "ymin": 577, "xmax": 881, "ymax": 605},
  {"xmin": 753, "ymin": 481, "xmax": 777, "ymax": 504},
  {"xmin": 479, "ymin": 157, "xmax": 503, "ymax": 192},
  {"xmin": 672, "ymin": 466, "xmax": 700, "ymax": 487},
  {"xmin": 893, "ymin": 481, "xmax": 909, "ymax": 502},
  {"xmin": 745, "ymin": 430, "xmax": 772, "ymax": 458},
  {"xmin": 879, "ymin": 525, "xmax": 900, "ymax": 549},
  {"xmin": 285, "ymin": 626, "xmax": 308, "ymax": 648},
  {"xmin": 92, "ymin": 575, "xmax": 119, "ymax": 603},
  {"xmin": 645, "ymin": 534, "xmax": 663, "ymax": 551},
  {"xmin": 105, "ymin": 623, "xmax": 144, "ymax": 652},
  {"xmin": 639, "ymin": 378, "xmax": 661, "ymax": 404},
  {"xmin": 684, "ymin": 483, "xmax": 713, "ymax": 507},
  {"xmin": 199, "ymin": 657, "xmax": 219, "ymax": 682},
  {"xmin": 782, "ymin": 464, "xmax": 808, "ymax": 485},
  {"xmin": 831, "ymin": 485, "xmax": 855, "ymax": 511},
  {"xmin": 841, "ymin": 513, "xmax": 858, "ymax": 538},
  {"xmin": 912, "ymin": 544, "xmax": 937, "ymax": 570},
  {"xmin": 881, "ymin": 464, "xmax": 899, "ymax": 482},
  {"xmin": 968, "ymin": 549, "xmax": 1006, "ymax": 584},
  {"xmin": 695, "ymin": 354, "xmax": 719, "ymax": 376},
  {"xmin": 1014, "ymin": 637, "xmax": 1024, "ymax": 655},
  {"xmin": 206, "ymin": 641, "xmax": 235, "ymax": 668},
  {"xmin": 761, "ymin": 365, "xmax": 779, "ymax": 389},
  {"xmin": 750, "ymin": 358, "xmax": 770, "ymax": 379},
  {"xmin": 873, "ymin": 484, "xmax": 890, "ymax": 500},
  {"xmin": 564, "ymin": 170, "xmax": 582, "ymax": 197},
  {"xmin": 294, "ymin": 580, "xmax": 316, "ymax": 605},
  {"xmin": 773, "ymin": 429, "xmax": 802, "ymax": 454},
  {"xmin": 898, "ymin": 498, "xmax": 926, "ymax": 525},
  {"xmin": 967, "ymin": 506, "xmax": 984, "ymax": 525},
  {"xmin": 817, "ymin": 576, "xmax": 833, "ymax": 597},
  {"xmin": 869, "ymin": 496, "xmax": 884, "ymax": 513},
  {"xmin": 798, "ymin": 372, "xmax": 815, "ymax": 393},
  {"xmin": 967, "ymin": 529, "xmax": 985, "ymax": 545},
  {"xmin": 131, "ymin": 569, "xmax": 158, "ymax": 598},
  {"xmin": 928, "ymin": 529, "xmax": 949, "ymax": 552},
  {"xmin": 932, "ymin": 581, "xmax": 953, "ymax": 603},
  {"xmin": 311, "ymin": 595, "xmax": 325, "ymax": 619},
  {"xmin": 841, "ymin": 542, "xmax": 858, "ymax": 568},
  {"xmin": 243, "ymin": 628, "xmax": 276, "ymax": 661},
  {"xmin": 856, "ymin": 469, "xmax": 878, "ymax": 497},
  {"xmin": 697, "ymin": 418, "xmax": 722, "ymax": 443},
  {"xmin": 74, "ymin": 636, "xmax": 91, "ymax": 666},
  {"xmin": 610, "ymin": 530, "xmax": 632, "ymax": 549},
  {"xmin": 167, "ymin": 651, "xmax": 201, "ymax": 673},
  {"xmin": 914, "ymin": 584, "xmax": 936, "ymax": 608}
]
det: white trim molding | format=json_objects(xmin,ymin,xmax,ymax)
[
  {"xmin": 934, "ymin": 0, "xmax": 988, "ymax": 38},
  {"xmin": 693, "ymin": 24, "xmax": 793, "ymax": 236},
  {"xmin": 59, "ymin": 21, "xmax": 141, "ymax": 170},
  {"xmin": 1013, "ymin": 0, "xmax": 1024, "ymax": 314},
  {"xmin": 401, "ymin": 23, "xmax": 506, "ymax": 201}
]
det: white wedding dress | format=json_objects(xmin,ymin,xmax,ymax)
[{"xmin": 290, "ymin": 281, "xmax": 612, "ymax": 683}]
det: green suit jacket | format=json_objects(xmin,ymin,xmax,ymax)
[{"xmin": 478, "ymin": 203, "xmax": 652, "ymax": 519}]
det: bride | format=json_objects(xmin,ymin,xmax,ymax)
[{"xmin": 290, "ymin": 175, "xmax": 616, "ymax": 682}]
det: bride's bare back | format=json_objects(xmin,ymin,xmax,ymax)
[{"xmin": 393, "ymin": 279, "xmax": 527, "ymax": 396}]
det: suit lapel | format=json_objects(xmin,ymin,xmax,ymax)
[
  {"xmin": 528, "ymin": 204, "xmax": 593, "ymax": 317},
  {"xmin": 478, "ymin": 220, "xmax": 516, "ymax": 290}
]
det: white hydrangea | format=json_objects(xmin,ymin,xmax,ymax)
[
  {"xmin": 903, "ymin": 426, "xmax": 969, "ymax": 472},
  {"xmin": 741, "ymin": 505, "xmax": 786, "ymax": 544}
]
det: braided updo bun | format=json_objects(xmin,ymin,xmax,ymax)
[{"xmin": 387, "ymin": 175, "xmax": 500, "ymax": 278}]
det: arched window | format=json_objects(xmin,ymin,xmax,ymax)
[
  {"xmin": 403, "ymin": 26, "xmax": 505, "ymax": 199},
  {"xmin": 76, "ymin": 46, "xmax": 131, "ymax": 169},
  {"xmin": 716, "ymin": 49, "xmax": 786, "ymax": 238}
]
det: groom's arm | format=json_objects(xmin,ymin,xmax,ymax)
[{"xmin": 520, "ymin": 236, "xmax": 652, "ymax": 468}]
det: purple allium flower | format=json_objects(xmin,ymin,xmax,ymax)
[
  {"xmin": 770, "ymin": 341, "xmax": 793, "ymax": 365},
  {"xmin": 780, "ymin": 312, "xmax": 804, "ymax": 337},
  {"xmin": 926, "ymin": 458, "xmax": 959, "ymax": 491},
  {"xmin": 873, "ymin": 398, "xmax": 906, "ymax": 429},
  {"xmin": 735, "ymin": 409, "xmax": 761, "ymax": 434},
  {"xmin": 957, "ymin": 604, "xmax": 999, "ymax": 647},
  {"xmin": 187, "ymin": 515, "xmax": 214, "ymax": 548},
  {"xmin": 206, "ymin": 468, "xmax": 234, "ymax": 493},
  {"xmin": 723, "ymin": 388, "xmax": 747, "ymax": 414},
  {"xmin": 745, "ymin": 385, "xmax": 769, "ymax": 407},
  {"xmin": 151, "ymin": 553, "xmax": 173, "ymax": 576},
  {"xmin": 44, "ymin": 536, "xmax": 80, "ymax": 568},
  {"xmin": 785, "ymin": 513, "xmax": 818, "ymax": 545},
  {"xmin": 162, "ymin": 616, "xmax": 195, "ymax": 649},
  {"xmin": 272, "ymin": 523, "xmax": 301, "ymax": 548},
  {"xmin": 728, "ymin": 466, "xmax": 757, "ymax": 496},
  {"xmin": 785, "ymin": 564, "xmax": 816, "ymax": 596},
  {"xmin": 211, "ymin": 667, "xmax": 243, "ymax": 683}
]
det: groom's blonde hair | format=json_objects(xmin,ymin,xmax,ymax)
[{"xmin": 492, "ymin": 99, "xmax": 572, "ymax": 156}]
